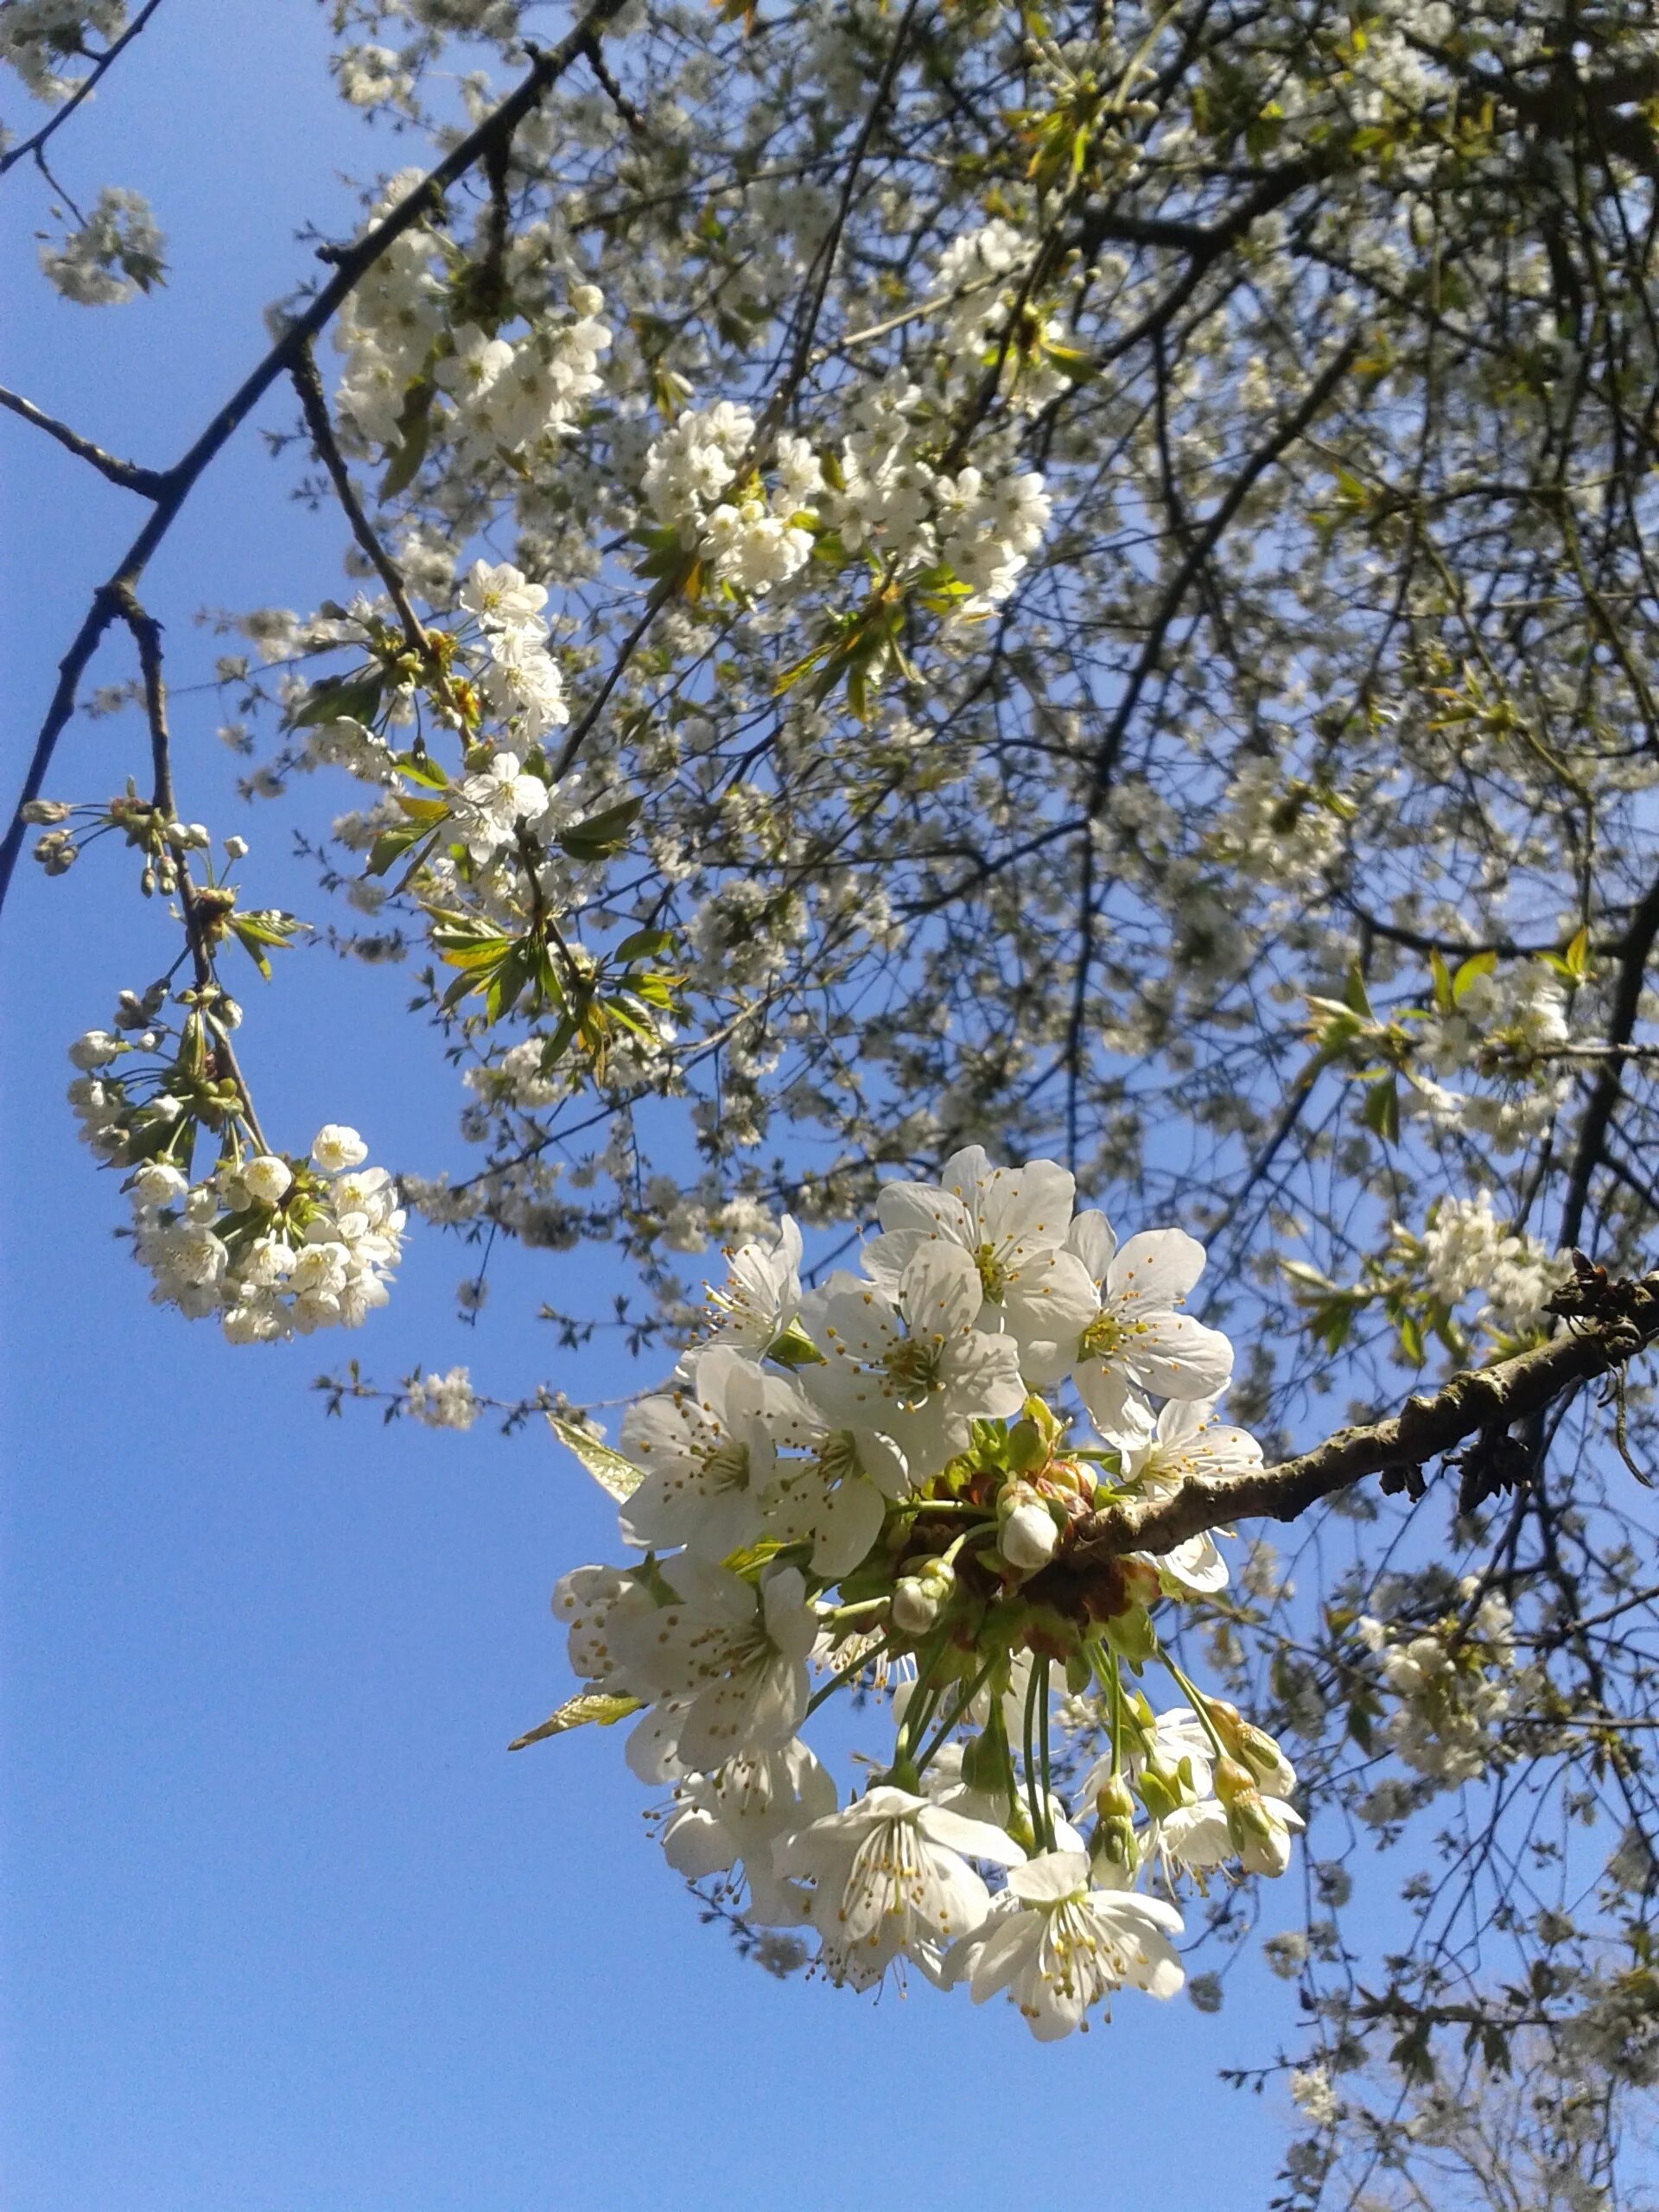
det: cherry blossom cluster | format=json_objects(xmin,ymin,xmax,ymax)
[
  {"xmin": 1413, "ymin": 1195, "xmax": 1569, "ymax": 1339},
  {"xmin": 543, "ymin": 1150, "xmax": 1301, "ymax": 2037},
  {"xmin": 67, "ymin": 1020, "xmax": 400, "ymax": 1341},
  {"xmin": 642, "ymin": 404, "xmax": 819, "ymax": 597},
  {"xmin": 1, "ymin": 1, "xmax": 128, "ymax": 103},
  {"xmin": 827, "ymin": 372, "xmax": 1053, "ymax": 611},
  {"xmin": 37, "ymin": 183, "xmax": 166, "ymax": 307},
  {"xmin": 933, "ymin": 219, "xmax": 1071, "ymax": 414},
  {"xmin": 1357, "ymin": 1584, "xmax": 1529, "ymax": 1788},
  {"xmin": 332, "ymin": 178, "xmax": 611, "ymax": 461}
]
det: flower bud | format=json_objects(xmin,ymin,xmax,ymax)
[
  {"xmin": 1134, "ymin": 1752, "xmax": 1197, "ymax": 1822},
  {"xmin": 1090, "ymin": 1772, "xmax": 1138, "ymax": 1876},
  {"xmin": 1224, "ymin": 1786, "xmax": 1294, "ymax": 1878},
  {"xmin": 22, "ymin": 799, "xmax": 71, "ymax": 823},
  {"xmin": 1001, "ymin": 1498, "xmax": 1059, "ymax": 1572},
  {"xmin": 224, "ymin": 835, "xmax": 249, "ymax": 860},
  {"xmin": 891, "ymin": 1554, "xmax": 955, "ymax": 1636},
  {"xmin": 891, "ymin": 1576, "xmax": 941, "ymax": 1636},
  {"xmin": 1006, "ymin": 1417, "xmax": 1047, "ymax": 1472},
  {"xmin": 1208, "ymin": 1699, "xmax": 1297, "ymax": 1796},
  {"xmin": 1211, "ymin": 1755, "xmax": 1255, "ymax": 1806}
]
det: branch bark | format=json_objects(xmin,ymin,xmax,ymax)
[
  {"xmin": 0, "ymin": 382, "xmax": 167, "ymax": 496},
  {"xmin": 1071, "ymin": 1274, "xmax": 1659, "ymax": 1564}
]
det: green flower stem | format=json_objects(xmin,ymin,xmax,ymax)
[
  {"xmin": 912, "ymin": 1653, "xmax": 998, "ymax": 1779},
  {"xmin": 1021, "ymin": 1656, "xmax": 1046, "ymax": 1849},
  {"xmin": 1036, "ymin": 1654, "xmax": 1056, "ymax": 1853},
  {"xmin": 805, "ymin": 1635, "xmax": 891, "ymax": 1717},
  {"xmin": 1160, "ymin": 1650, "xmax": 1230, "ymax": 1760},
  {"xmin": 822, "ymin": 1595, "xmax": 891, "ymax": 1624}
]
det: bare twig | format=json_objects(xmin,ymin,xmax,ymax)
[
  {"xmin": 0, "ymin": 382, "xmax": 167, "ymax": 495},
  {"xmin": 289, "ymin": 343, "xmax": 432, "ymax": 659}
]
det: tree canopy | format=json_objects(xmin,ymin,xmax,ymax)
[{"xmin": 9, "ymin": 0, "xmax": 1659, "ymax": 2198}]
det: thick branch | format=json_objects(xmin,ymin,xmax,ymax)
[{"xmin": 1072, "ymin": 1276, "xmax": 1659, "ymax": 1563}]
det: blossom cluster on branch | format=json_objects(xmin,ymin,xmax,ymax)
[{"xmin": 539, "ymin": 1152, "xmax": 1301, "ymax": 2035}]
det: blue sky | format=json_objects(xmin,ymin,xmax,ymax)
[{"xmin": 2, "ymin": 9, "xmax": 1309, "ymax": 2205}]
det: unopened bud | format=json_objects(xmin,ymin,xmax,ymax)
[
  {"xmin": 1090, "ymin": 1772, "xmax": 1138, "ymax": 1875},
  {"xmin": 892, "ymin": 1556, "xmax": 954, "ymax": 1637},
  {"xmin": 1224, "ymin": 1786, "xmax": 1296, "ymax": 1878},
  {"xmin": 1207, "ymin": 1699, "xmax": 1296, "ymax": 1796},
  {"xmin": 1001, "ymin": 1497, "xmax": 1059, "ymax": 1572},
  {"xmin": 1212, "ymin": 1755, "xmax": 1255, "ymax": 1806},
  {"xmin": 1134, "ymin": 1752, "xmax": 1196, "ymax": 1822},
  {"xmin": 22, "ymin": 798, "xmax": 72, "ymax": 824},
  {"xmin": 223, "ymin": 835, "xmax": 249, "ymax": 860}
]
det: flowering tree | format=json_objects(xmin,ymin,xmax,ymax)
[{"xmin": 9, "ymin": 0, "xmax": 1659, "ymax": 2196}]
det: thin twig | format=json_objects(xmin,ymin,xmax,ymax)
[
  {"xmin": 0, "ymin": 0, "xmax": 169, "ymax": 181},
  {"xmin": 0, "ymin": 382, "xmax": 167, "ymax": 495},
  {"xmin": 289, "ymin": 343, "xmax": 432, "ymax": 658}
]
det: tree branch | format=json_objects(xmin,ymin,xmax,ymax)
[
  {"xmin": 0, "ymin": 0, "xmax": 168, "ymax": 181},
  {"xmin": 0, "ymin": 382, "xmax": 167, "ymax": 495},
  {"xmin": 0, "ymin": 0, "xmax": 630, "ymax": 916},
  {"xmin": 1071, "ymin": 1274, "xmax": 1659, "ymax": 1564},
  {"xmin": 289, "ymin": 343, "xmax": 431, "ymax": 659}
]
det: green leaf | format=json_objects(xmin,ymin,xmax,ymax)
[
  {"xmin": 229, "ymin": 908, "xmax": 306, "ymax": 980},
  {"xmin": 1362, "ymin": 1075, "xmax": 1400, "ymax": 1144},
  {"xmin": 547, "ymin": 1414, "xmax": 644, "ymax": 1501},
  {"xmin": 613, "ymin": 926, "xmax": 676, "ymax": 963},
  {"xmin": 559, "ymin": 795, "xmax": 644, "ymax": 862},
  {"xmin": 378, "ymin": 377, "xmax": 435, "ymax": 501},
  {"xmin": 394, "ymin": 751, "xmax": 450, "ymax": 791},
  {"xmin": 508, "ymin": 1691, "xmax": 641, "ymax": 1751},
  {"xmin": 1452, "ymin": 949, "xmax": 1497, "ymax": 1004},
  {"xmin": 287, "ymin": 671, "xmax": 385, "ymax": 731},
  {"xmin": 366, "ymin": 823, "xmax": 424, "ymax": 878}
]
